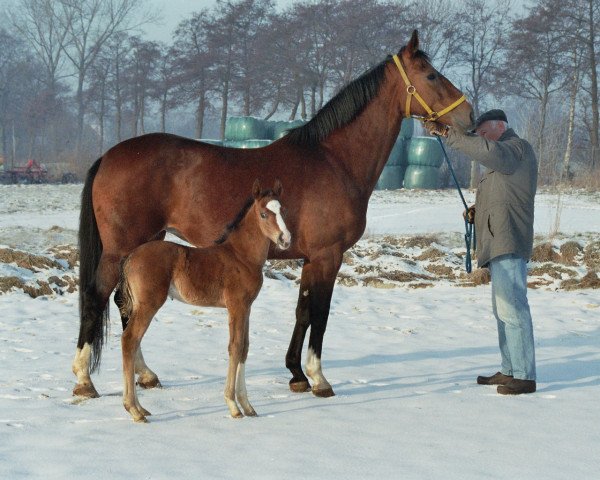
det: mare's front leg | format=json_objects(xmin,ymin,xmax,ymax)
[{"xmin": 286, "ymin": 250, "xmax": 342, "ymax": 397}]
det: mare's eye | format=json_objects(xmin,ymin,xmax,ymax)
[
  {"xmin": 260, "ymin": 212, "xmax": 268, "ymax": 219},
  {"xmin": 427, "ymin": 73, "xmax": 436, "ymax": 80}
]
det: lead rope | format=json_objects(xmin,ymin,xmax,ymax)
[{"xmin": 435, "ymin": 135, "xmax": 475, "ymax": 273}]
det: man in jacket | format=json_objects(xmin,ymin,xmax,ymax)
[{"xmin": 426, "ymin": 109, "xmax": 537, "ymax": 395}]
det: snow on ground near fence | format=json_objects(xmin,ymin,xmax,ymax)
[{"xmin": 0, "ymin": 184, "xmax": 599, "ymax": 479}]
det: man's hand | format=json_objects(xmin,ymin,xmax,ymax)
[
  {"xmin": 423, "ymin": 120, "xmax": 449, "ymax": 138},
  {"xmin": 463, "ymin": 205, "xmax": 475, "ymax": 224}
]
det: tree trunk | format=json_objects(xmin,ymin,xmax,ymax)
[
  {"xmin": 196, "ymin": 94, "xmax": 205, "ymax": 138},
  {"xmin": 588, "ymin": 0, "xmax": 600, "ymax": 169},
  {"xmin": 220, "ymin": 78, "xmax": 229, "ymax": 140}
]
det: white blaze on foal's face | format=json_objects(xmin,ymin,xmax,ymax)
[{"xmin": 266, "ymin": 199, "xmax": 291, "ymax": 248}]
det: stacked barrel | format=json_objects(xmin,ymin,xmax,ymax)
[
  {"xmin": 199, "ymin": 116, "xmax": 307, "ymax": 148},
  {"xmin": 375, "ymin": 118, "xmax": 444, "ymax": 190}
]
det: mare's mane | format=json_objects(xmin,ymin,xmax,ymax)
[
  {"xmin": 214, "ymin": 190, "xmax": 276, "ymax": 245},
  {"xmin": 285, "ymin": 47, "xmax": 431, "ymax": 148}
]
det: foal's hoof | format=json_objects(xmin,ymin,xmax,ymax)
[
  {"xmin": 289, "ymin": 379, "xmax": 311, "ymax": 393},
  {"xmin": 312, "ymin": 386, "xmax": 335, "ymax": 398},
  {"xmin": 137, "ymin": 377, "xmax": 162, "ymax": 389},
  {"xmin": 72, "ymin": 383, "xmax": 100, "ymax": 398}
]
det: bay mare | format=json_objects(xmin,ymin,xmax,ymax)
[
  {"xmin": 73, "ymin": 30, "xmax": 473, "ymax": 400},
  {"xmin": 116, "ymin": 180, "xmax": 290, "ymax": 422}
]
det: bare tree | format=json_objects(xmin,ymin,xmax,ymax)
[
  {"xmin": 501, "ymin": 0, "xmax": 568, "ymax": 171},
  {"xmin": 58, "ymin": 0, "xmax": 154, "ymax": 155},
  {"xmin": 172, "ymin": 10, "xmax": 215, "ymax": 138},
  {"xmin": 455, "ymin": 0, "xmax": 513, "ymax": 187}
]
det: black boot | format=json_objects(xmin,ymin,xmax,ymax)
[
  {"xmin": 477, "ymin": 372, "xmax": 513, "ymax": 385},
  {"xmin": 497, "ymin": 379, "xmax": 536, "ymax": 395}
]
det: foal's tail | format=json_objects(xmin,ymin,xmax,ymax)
[
  {"xmin": 77, "ymin": 158, "xmax": 107, "ymax": 372},
  {"xmin": 114, "ymin": 258, "xmax": 133, "ymax": 330}
]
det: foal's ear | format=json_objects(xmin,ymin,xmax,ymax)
[
  {"xmin": 252, "ymin": 179, "xmax": 261, "ymax": 199},
  {"xmin": 407, "ymin": 29, "xmax": 419, "ymax": 57},
  {"xmin": 273, "ymin": 178, "xmax": 283, "ymax": 197}
]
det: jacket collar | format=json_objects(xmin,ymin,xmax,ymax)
[{"xmin": 499, "ymin": 128, "xmax": 518, "ymax": 141}]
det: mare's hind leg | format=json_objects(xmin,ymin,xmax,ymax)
[
  {"xmin": 287, "ymin": 250, "xmax": 342, "ymax": 397},
  {"xmin": 72, "ymin": 253, "xmax": 120, "ymax": 398},
  {"xmin": 235, "ymin": 311, "xmax": 257, "ymax": 417}
]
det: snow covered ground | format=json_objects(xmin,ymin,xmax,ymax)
[{"xmin": 1, "ymin": 184, "xmax": 599, "ymax": 479}]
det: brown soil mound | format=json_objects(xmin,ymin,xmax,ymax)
[
  {"xmin": 529, "ymin": 263, "xmax": 578, "ymax": 279},
  {"xmin": 402, "ymin": 235, "xmax": 439, "ymax": 249},
  {"xmin": 0, "ymin": 276, "xmax": 25, "ymax": 293},
  {"xmin": 415, "ymin": 247, "xmax": 446, "ymax": 261},
  {"xmin": 462, "ymin": 268, "xmax": 491, "ymax": 286},
  {"xmin": 561, "ymin": 271, "xmax": 600, "ymax": 290},
  {"xmin": 531, "ymin": 243, "xmax": 561, "ymax": 263},
  {"xmin": 0, "ymin": 248, "xmax": 63, "ymax": 271},
  {"xmin": 47, "ymin": 245, "xmax": 79, "ymax": 269},
  {"xmin": 380, "ymin": 271, "xmax": 433, "ymax": 282},
  {"xmin": 559, "ymin": 241, "xmax": 582, "ymax": 265},
  {"xmin": 425, "ymin": 264, "xmax": 456, "ymax": 279},
  {"xmin": 583, "ymin": 241, "xmax": 600, "ymax": 270}
]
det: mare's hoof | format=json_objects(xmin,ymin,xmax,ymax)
[
  {"xmin": 289, "ymin": 380, "xmax": 311, "ymax": 393},
  {"xmin": 134, "ymin": 416, "xmax": 149, "ymax": 423},
  {"xmin": 137, "ymin": 378, "xmax": 162, "ymax": 389},
  {"xmin": 312, "ymin": 386, "xmax": 335, "ymax": 398},
  {"xmin": 73, "ymin": 383, "xmax": 100, "ymax": 398}
]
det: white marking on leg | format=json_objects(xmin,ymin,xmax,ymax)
[
  {"xmin": 235, "ymin": 363, "xmax": 256, "ymax": 416},
  {"xmin": 305, "ymin": 347, "xmax": 332, "ymax": 392},
  {"xmin": 134, "ymin": 347, "xmax": 160, "ymax": 387},
  {"xmin": 72, "ymin": 343, "xmax": 92, "ymax": 384},
  {"xmin": 266, "ymin": 200, "xmax": 291, "ymax": 244}
]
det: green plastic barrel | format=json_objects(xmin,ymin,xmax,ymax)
[
  {"xmin": 376, "ymin": 165, "xmax": 405, "ymax": 190},
  {"xmin": 403, "ymin": 165, "xmax": 440, "ymax": 189},
  {"xmin": 199, "ymin": 139, "xmax": 223, "ymax": 146},
  {"xmin": 386, "ymin": 138, "xmax": 407, "ymax": 167},
  {"xmin": 399, "ymin": 118, "xmax": 414, "ymax": 139},
  {"xmin": 272, "ymin": 119, "xmax": 306, "ymax": 139},
  {"xmin": 225, "ymin": 117, "xmax": 269, "ymax": 141},
  {"xmin": 406, "ymin": 137, "xmax": 443, "ymax": 167},
  {"xmin": 224, "ymin": 139, "xmax": 272, "ymax": 149}
]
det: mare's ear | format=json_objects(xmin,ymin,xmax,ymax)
[
  {"xmin": 273, "ymin": 178, "xmax": 283, "ymax": 197},
  {"xmin": 407, "ymin": 30, "xmax": 419, "ymax": 57},
  {"xmin": 252, "ymin": 179, "xmax": 261, "ymax": 199}
]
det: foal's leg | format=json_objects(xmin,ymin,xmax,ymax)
[
  {"xmin": 235, "ymin": 310, "xmax": 257, "ymax": 417},
  {"xmin": 224, "ymin": 308, "xmax": 246, "ymax": 418},
  {"xmin": 134, "ymin": 348, "xmax": 162, "ymax": 389},
  {"xmin": 287, "ymin": 250, "xmax": 342, "ymax": 397},
  {"xmin": 122, "ymin": 307, "xmax": 154, "ymax": 423}
]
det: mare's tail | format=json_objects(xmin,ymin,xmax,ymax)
[{"xmin": 77, "ymin": 158, "xmax": 107, "ymax": 372}]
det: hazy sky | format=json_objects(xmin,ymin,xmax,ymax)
[{"xmin": 144, "ymin": 0, "xmax": 530, "ymax": 44}]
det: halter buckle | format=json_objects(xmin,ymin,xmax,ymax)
[{"xmin": 406, "ymin": 85, "xmax": 416, "ymax": 95}]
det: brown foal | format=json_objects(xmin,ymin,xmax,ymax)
[{"xmin": 116, "ymin": 180, "xmax": 291, "ymax": 422}]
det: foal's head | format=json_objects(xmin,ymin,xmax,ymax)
[{"xmin": 252, "ymin": 179, "xmax": 291, "ymax": 250}]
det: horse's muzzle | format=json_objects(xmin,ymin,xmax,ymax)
[{"xmin": 278, "ymin": 232, "xmax": 291, "ymax": 250}]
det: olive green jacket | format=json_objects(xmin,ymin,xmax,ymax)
[{"xmin": 446, "ymin": 128, "xmax": 538, "ymax": 268}]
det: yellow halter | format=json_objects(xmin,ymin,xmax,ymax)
[{"xmin": 392, "ymin": 54, "xmax": 466, "ymax": 121}]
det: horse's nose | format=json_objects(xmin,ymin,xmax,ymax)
[{"xmin": 278, "ymin": 232, "xmax": 291, "ymax": 250}]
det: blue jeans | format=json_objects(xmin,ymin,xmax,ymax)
[{"xmin": 489, "ymin": 254, "xmax": 536, "ymax": 381}]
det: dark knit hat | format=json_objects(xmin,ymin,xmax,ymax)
[{"xmin": 472, "ymin": 109, "xmax": 508, "ymax": 131}]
